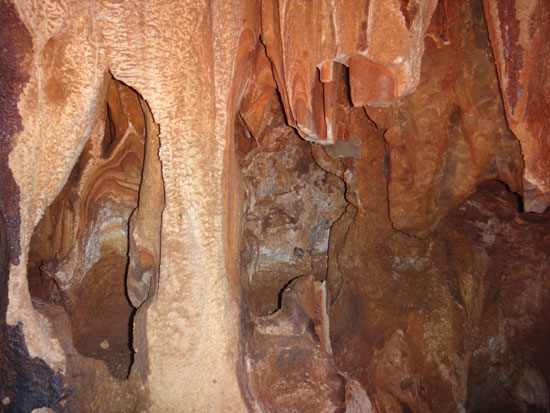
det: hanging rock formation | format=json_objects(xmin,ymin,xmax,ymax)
[
  {"xmin": 1, "ymin": 0, "xmax": 549, "ymax": 411},
  {"xmin": 483, "ymin": 0, "xmax": 550, "ymax": 213}
]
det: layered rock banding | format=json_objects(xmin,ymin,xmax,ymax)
[
  {"xmin": 1, "ymin": 0, "xmax": 549, "ymax": 411},
  {"xmin": 26, "ymin": 77, "xmax": 160, "ymax": 380}
]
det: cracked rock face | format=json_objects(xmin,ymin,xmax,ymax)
[
  {"xmin": 1, "ymin": 0, "xmax": 550, "ymax": 411},
  {"xmin": 241, "ymin": 130, "xmax": 347, "ymax": 316}
]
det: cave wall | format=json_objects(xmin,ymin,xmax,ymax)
[
  {"xmin": 2, "ymin": 0, "xmax": 255, "ymax": 410},
  {"xmin": 1, "ymin": 0, "xmax": 549, "ymax": 411},
  {"xmin": 483, "ymin": 0, "xmax": 550, "ymax": 213}
]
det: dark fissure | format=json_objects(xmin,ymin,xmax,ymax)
[{"xmin": 26, "ymin": 77, "xmax": 162, "ymax": 380}]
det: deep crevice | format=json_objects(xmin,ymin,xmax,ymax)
[{"xmin": 26, "ymin": 76, "xmax": 162, "ymax": 380}]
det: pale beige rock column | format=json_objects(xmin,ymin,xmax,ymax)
[
  {"xmin": 103, "ymin": 0, "xmax": 252, "ymax": 409},
  {"xmin": 9, "ymin": 0, "xmax": 253, "ymax": 410}
]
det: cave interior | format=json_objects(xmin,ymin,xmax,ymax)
[{"xmin": 2, "ymin": 0, "xmax": 550, "ymax": 411}]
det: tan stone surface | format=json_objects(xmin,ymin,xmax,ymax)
[{"xmin": 7, "ymin": 0, "xmax": 255, "ymax": 409}]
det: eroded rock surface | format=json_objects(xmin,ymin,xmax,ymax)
[
  {"xmin": 241, "ymin": 130, "xmax": 347, "ymax": 315},
  {"xmin": 27, "ymin": 77, "xmax": 147, "ymax": 380},
  {"xmin": 379, "ymin": 0, "xmax": 523, "ymax": 236},
  {"xmin": 1, "ymin": 0, "xmax": 550, "ymax": 411},
  {"xmin": 0, "ymin": 2, "xmax": 64, "ymax": 410},
  {"xmin": 238, "ymin": 1, "xmax": 549, "ymax": 411},
  {"xmin": 3, "ymin": 0, "xmax": 254, "ymax": 410},
  {"xmin": 484, "ymin": 0, "xmax": 550, "ymax": 213},
  {"xmin": 261, "ymin": 0, "xmax": 438, "ymax": 143},
  {"xmin": 244, "ymin": 276, "xmax": 346, "ymax": 412},
  {"xmin": 447, "ymin": 181, "xmax": 550, "ymax": 412}
]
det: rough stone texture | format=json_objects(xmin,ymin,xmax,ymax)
[
  {"xmin": 4, "ymin": 0, "xmax": 255, "ymax": 410},
  {"xmin": 0, "ymin": 323, "xmax": 64, "ymax": 412},
  {"xmin": 240, "ymin": 130, "xmax": 347, "ymax": 316},
  {"xmin": 0, "ymin": 0, "xmax": 29, "ymax": 266},
  {"xmin": 0, "ymin": 1, "xmax": 65, "ymax": 410},
  {"xmin": 446, "ymin": 181, "xmax": 550, "ymax": 412},
  {"xmin": 316, "ymin": 4, "xmax": 550, "ymax": 405},
  {"xmin": 483, "ymin": 0, "xmax": 550, "ymax": 213},
  {"xmin": 329, "ymin": 148, "xmax": 550, "ymax": 411},
  {"xmin": 379, "ymin": 0, "xmax": 523, "ymax": 237},
  {"xmin": 244, "ymin": 276, "xmax": 346, "ymax": 412},
  {"xmin": 2, "ymin": 0, "xmax": 550, "ymax": 411},
  {"xmin": 27, "ymin": 77, "xmax": 148, "ymax": 380}
]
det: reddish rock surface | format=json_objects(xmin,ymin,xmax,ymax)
[
  {"xmin": 445, "ymin": 181, "xmax": 550, "ymax": 412},
  {"xmin": 261, "ymin": 0, "xmax": 438, "ymax": 143},
  {"xmin": 381, "ymin": 0, "xmax": 523, "ymax": 237},
  {"xmin": 1, "ymin": 0, "xmax": 549, "ymax": 411},
  {"xmin": 244, "ymin": 276, "xmax": 346, "ymax": 412},
  {"xmin": 484, "ymin": 0, "xmax": 550, "ymax": 213}
]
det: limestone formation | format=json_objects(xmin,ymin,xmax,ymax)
[{"xmin": 1, "ymin": 0, "xmax": 549, "ymax": 411}]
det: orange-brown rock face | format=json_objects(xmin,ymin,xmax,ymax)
[
  {"xmin": 445, "ymin": 181, "xmax": 550, "ymax": 412},
  {"xmin": 381, "ymin": 0, "xmax": 523, "ymax": 236},
  {"xmin": 261, "ymin": 0, "xmax": 438, "ymax": 143},
  {"xmin": 237, "ymin": 0, "xmax": 549, "ymax": 411},
  {"xmin": 244, "ymin": 276, "xmax": 346, "ymax": 412},
  {"xmin": 483, "ymin": 0, "xmax": 550, "ymax": 213},
  {"xmin": 321, "ymin": 3, "xmax": 549, "ymax": 411},
  {"xmin": 1, "ymin": 0, "xmax": 550, "ymax": 411}
]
